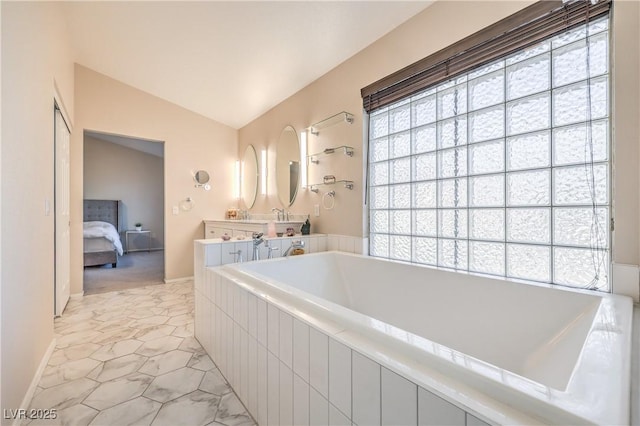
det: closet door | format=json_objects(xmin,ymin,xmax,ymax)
[{"xmin": 55, "ymin": 106, "xmax": 70, "ymax": 316}]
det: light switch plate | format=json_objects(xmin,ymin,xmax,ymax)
[
  {"xmin": 314, "ymin": 204, "xmax": 320, "ymax": 217},
  {"xmin": 172, "ymin": 206, "xmax": 179, "ymax": 215}
]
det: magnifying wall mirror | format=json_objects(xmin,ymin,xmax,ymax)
[
  {"xmin": 194, "ymin": 170, "xmax": 211, "ymax": 190},
  {"xmin": 241, "ymin": 145, "xmax": 258, "ymax": 209},
  {"xmin": 276, "ymin": 125, "xmax": 300, "ymax": 207}
]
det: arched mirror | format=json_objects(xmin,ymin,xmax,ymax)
[
  {"xmin": 276, "ymin": 125, "xmax": 300, "ymax": 207},
  {"xmin": 241, "ymin": 145, "xmax": 258, "ymax": 209}
]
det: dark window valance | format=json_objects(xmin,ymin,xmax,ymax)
[{"xmin": 361, "ymin": 0, "xmax": 611, "ymax": 113}]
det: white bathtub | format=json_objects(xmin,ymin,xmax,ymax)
[{"xmin": 197, "ymin": 251, "xmax": 632, "ymax": 425}]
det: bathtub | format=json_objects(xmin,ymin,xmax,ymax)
[{"xmin": 196, "ymin": 251, "xmax": 632, "ymax": 425}]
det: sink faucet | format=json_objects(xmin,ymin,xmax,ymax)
[
  {"xmin": 252, "ymin": 232, "xmax": 264, "ymax": 261},
  {"xmin": 272, "ymin": 207, "xmax": 284, "ymax": 221},
  {"xmin": 283, "ymin": 240, "xmax": 305, "ymax": 257}
]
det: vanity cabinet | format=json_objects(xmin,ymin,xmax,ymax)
[{"xmin": 203, "ymin": 220, "xmax": 304, "ymax": 239}]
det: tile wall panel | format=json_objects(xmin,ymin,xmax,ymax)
[{"xmin": 194, "ymin": 251, "xmax": 495, "ymax": 426}]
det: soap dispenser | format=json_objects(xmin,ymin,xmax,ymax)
[{"xmin": 301, "ymin": 215, "xmax": 311, "ymax": 235}]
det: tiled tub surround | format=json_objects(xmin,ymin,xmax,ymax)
[{"xmin": 195, "ymin": 252, "xmax": 633, "ymax": 425}]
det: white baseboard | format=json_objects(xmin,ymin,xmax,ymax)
[
  {"xmin": 16, "ymin": 338, "xmax": 56, "ymax": 425},
  {"xmin": 164, "ymin": 276, "xmax": 194, "ymax": 284},
  {"xmin": 70, "ymin": 292, "xmax": 84, "ymax": 299}
]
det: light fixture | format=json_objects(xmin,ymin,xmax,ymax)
[
  {"xmin": 261, "ymin": 149, "xmax": 267, "ymax": 195},
  {"xmin": 300, "ymin": 130, "xmax": 308, "ymax": 188},
  {"xmin": 233, "ymin": 160, "xmax": 240, "ymax": 199}
]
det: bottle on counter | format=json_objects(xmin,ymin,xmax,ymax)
[
  {"xmin": 300, "ymin": 216, "xmax": 311, "ymax": 235},
  {"xmin": 267, "ymin": 221, "xmax": 277, "ymax": 238}
]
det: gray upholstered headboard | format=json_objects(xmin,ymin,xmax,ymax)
[{"xmin": 83, "ymin": 200, "xmax": 120, "ymax": 231}]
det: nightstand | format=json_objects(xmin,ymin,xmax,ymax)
[{"xmin": 125, "ymin": 230, "xmax": 151, "ymax": 253}]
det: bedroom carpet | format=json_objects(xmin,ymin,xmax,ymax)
[{"xmin": 84, "ymin": 250, "xmax": 165, "ymax": 295}]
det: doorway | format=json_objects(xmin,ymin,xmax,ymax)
[{"xmin": 82, "ymin": 131, "xmax": 165, "ymax": 295}]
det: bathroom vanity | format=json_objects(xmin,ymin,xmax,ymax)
[{"xmin": 203, "ymin": 219, "xmax": 304, "ymax": 239}]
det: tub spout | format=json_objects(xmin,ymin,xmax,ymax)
[
  {"xmin": 252, "ymin": 233, "xmax": 264, "ymax": 261},
  {"xmin": 283, "ymin": 240, "xmax": 305, "ymax": 257}
]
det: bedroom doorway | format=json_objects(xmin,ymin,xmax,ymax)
[{"xmin": 83, "ymin": 131, "xmax": 165, "ymax": 295}]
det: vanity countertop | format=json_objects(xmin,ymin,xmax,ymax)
[{"xmin": 204, "ymin": 219, "xmax": 304, "ymax": 225}]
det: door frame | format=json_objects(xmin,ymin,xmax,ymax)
[{"xmin": 53, "ymin": 88, "xmax": 73, "ymax": 317}]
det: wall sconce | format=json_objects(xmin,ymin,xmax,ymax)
[
  {"xmin": 300, "ymin": 130, "xmax": 308, "ymax": 188},
  {"xmin": 194, "ymin": 170, "xmax": 211, "ymax": 190},
  {"xmin": 261, "ymin": 149, "xmax": 267, "ymax": 195},
  {"xmin": 233, "ymin": 161, "xmax": 240, "ymax": 199}
]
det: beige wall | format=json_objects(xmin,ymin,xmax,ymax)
[
  {"xmin": 1, "ymin": 1, "xmax": 74, "ymax": 417},
  {"xmin": 239, "ymin": 1, "xmax": 640, "ymax": 267},
  {"xmin": 84, "ymin": 136, "xmax": 165, "ymax": 250},
  {"xmin": 71, "ymin": 65, "xmax": 237, "ymax": 291},
  {"xmin": 239, "ymin": 1, "xmax": 536, "ymax": 237}
]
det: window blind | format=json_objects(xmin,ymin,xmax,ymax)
[{"xmin": 361, "ymin": 0, "xmax": 611, "ymax": 113}]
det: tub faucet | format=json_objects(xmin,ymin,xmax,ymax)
[
  {"xmin": 272, "ymin": 207, "xmax": 284, "ymax": 221},
  {"xmin": 283, "ymin": 240, "xmax": 305, "ymax": 257},
  {"xmin": 252, "ymin": 233, "xmax": 264, "ymax": 261},
  {"xmin": 265, "ymin": 240, "xmax": 280, "ymax": 259}
]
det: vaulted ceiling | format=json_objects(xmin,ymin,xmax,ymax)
[{"xmin": 63, "ymin": 1, "xmax": 431, "ymax": 129}]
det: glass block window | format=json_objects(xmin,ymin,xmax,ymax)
[{"xmin": 368, "ymin": 17, "xmax": 610, "ymax": 291}]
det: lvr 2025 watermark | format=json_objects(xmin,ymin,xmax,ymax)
[{"xmin": 3, "ymin": 409, "xmax": 57, "ymax": 420}]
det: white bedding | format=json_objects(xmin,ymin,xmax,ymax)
[{"xmin": 83, "ymin": 221, "xmax": 123, "ymax": 255}]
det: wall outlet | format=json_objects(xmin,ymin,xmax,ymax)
[
  {"xmin": 172, "ymin": 206, "xmax": 179, "ymax": 215},
  {"xmin": 314, "ymin": 204, "xmax": 320, "ymax": 217}
]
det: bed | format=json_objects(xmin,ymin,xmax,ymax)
[{"xmin": 83, "ymin": 200, "xmax": 123, "ymax": 268}]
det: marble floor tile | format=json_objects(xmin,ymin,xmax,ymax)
[
  {"xmin": 215, "ymin": 392, "xmax": 255, "ymax": 426},
  {"xmin": 40, "ymin": 358, "xmax": 102, "ymax": 388},
  {"xmin": 138, "ymin": 350, "xmax": 193, "ymax": 376},
  {"xmin": 91, "ymin": 327, "xmax": 138, "ymax": 346},
  {"xmin": 90, "ymin": 339, "xmax": 144, "ymax": 362},
  {"xmin": 199, "ymin": 369, "xmax": 232, "ymax": 396},
  {"xmin": 135, "ymin": 335, "xmax": 184, "ymax": 357},
  {"xmin": 94, "ymin": 318, "xmax": 135, "ymax": 333},
  {"xmin": 134, "ymin": 325, "xmax": 177, "ymax": 342},
  {"xmin": 88, "ymin": 353, "xmax": 147, "ymax": 382},
  {"xmin": 31, "ymin": 280, "xmax": 254, "ymax": 425},
  {"xmin": 30, "ymin": 378, "xmax": 99, "ymax": 410},
  {"xmin": 55, "ymin": 319, "xmax": 103, "ymax": 336},
  {"xmin": 84, "ymin": 372, "xmax": 155, "ymax": 410},
  {"xmin": 56, "ymin": 330, "xmax": 102, "ymax": 349},
  {"xmin": 94, "ymin": 309, "xmax": 135, "ymax": 322},
  {"xmin": 167, "ymin": 314, "xmax": 192, "ymax": 327},
  {"xmin": 151, "ymin": 390, "xmax": 220, "ymax": 426},
  {"xmin": 143, "ymin": 367, "xmax": 204, "ymax": 403},
  {"xmin": 130, "ymin": 315, "xmax": 170, "ymax": 329},
  {"xmin": 157, "ymin": 298, "xmax": 185, "ymax": 309},
  {"xmin": 48, "ymin": 343, "xmax": 101, "ymax": 366},
  {"xmin": 188, "ymin": 352, "xmax": 215, "ymax": 372},
  {"xmin": 28, "ymin": 403, "xmax": 98, "ymax": 426},
  {"xmin": 89, "ymin": 397, "xmax": 161, "ymax": 426},
  {"xmin": 178, "ymin": 337, "xmax": 203, "ymax": 353},
  {"xmin": 128, "ymin": 309, "xmax": 163, "ymax": 320},
  {"xmin": 171, "ymin": 324, "xmax": 194, "ymax": 338}
]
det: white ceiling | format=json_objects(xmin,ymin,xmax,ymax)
[{"xmin": 63, "ymin": 1, "xmax": 431, "ymax": 130}]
